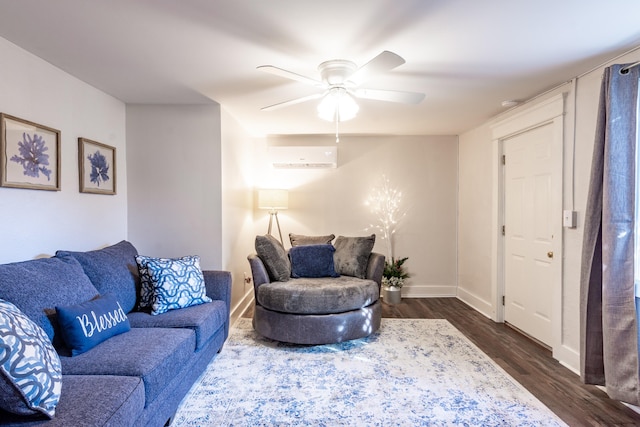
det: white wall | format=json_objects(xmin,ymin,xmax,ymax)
[
  {"xmin": 457, "ymin": 125, "xmax": 493, "ymax": 315},
  {"xmin": 126, "ymin": 104, "xmax": 223, "ymax": 269},
  {"xmin": 457, "ymin": 48, "xmax": 640, "ymax": 371},
  {"xmin": 0, "ymin": 37, "xmax": 127, "ymax": 263},
  {"xmin": 257, "ymin": 134, "xmax": 459, "ymax": 297},
  {"xmin": 220, "ymin": 108, "xmax": 258, "ymax": 319}
]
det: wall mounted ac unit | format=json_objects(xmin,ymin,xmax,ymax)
[{"xmin": 268, "ymin": 146, "xmax": 338, "ymax": 169}]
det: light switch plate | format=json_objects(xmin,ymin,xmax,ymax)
[{"xmin": 563, "ymin": 210, "xmax": 577, "ymax": 228}]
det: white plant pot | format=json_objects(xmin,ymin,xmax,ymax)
[{"xmin": 382, "ymin": 286, "xmax": 402, "ymax": 304}]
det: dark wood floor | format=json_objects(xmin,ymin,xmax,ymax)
[{"xmin": 244, "ymin": 298, "xmax": 640, "ymax": 426}]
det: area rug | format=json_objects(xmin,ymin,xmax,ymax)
[{"xmin": 173, "ymin": 319, "xmax": 567, "ymax": 426}]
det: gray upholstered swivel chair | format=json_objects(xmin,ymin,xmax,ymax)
[{"xmin": 247, "ymin": 252, "xmax": 384, "ymax": 345}]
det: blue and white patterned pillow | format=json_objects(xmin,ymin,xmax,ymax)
[
  {"xmin": 135, "ymin": 255, "xmax": 212, "ymax": 315},
  {"xmin": 0, "ymin": 299, "xmax": 62, "ymax": 419},
  {"xmin": 136, "ymin": 255, "xmax": 200, "ymax": 310}
]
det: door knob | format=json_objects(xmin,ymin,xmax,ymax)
[{"xmin": 547, "ymin": 251, "xmax": 554, "ymax": 259}]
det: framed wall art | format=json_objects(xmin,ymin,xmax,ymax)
[
  {"xmin": 0, "ymin": 113, "xmax": 61, "ymax": 191},
  {"xmin": 78, "ymin": 137, "xmax": 116, "ymax": 195}
]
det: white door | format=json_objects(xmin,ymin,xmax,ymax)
[{"xmin": 503, "ymin": 123, "xmax": 556, "ymax": 346}]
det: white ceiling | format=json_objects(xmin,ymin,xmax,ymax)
[{"xmin": 1, "ymin": 0, "xmax": 639, "ymax": 137}]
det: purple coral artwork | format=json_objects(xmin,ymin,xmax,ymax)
[
  {"xmin": 87, "ymin": 150, "xmax": 110, "ymax": 186},
  {"xmin": 11, "ymin": 132, "xmax": 52, "ymax": 180},
  {"xmin": 79, "ymin": 138, "xmax": 116, "ymax": 195},
  {"xmin": 0, "ymin": 113, "xmax": 60, "ymax": 191}
]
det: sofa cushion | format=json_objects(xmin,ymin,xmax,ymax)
[
  {"xmin": 127, "ymin": 300, "xmax": 227, "ymax": 350},
  {"xmin": 0, "ymin": 375, "xmax": 146, "ymax": 427},
  {"xmin": 333, "ymin": 234, "xmax": 376, "ymax": 279},
  {"xmin": 0, "ymin": 299, "xmax": 62, "ymax": 419},
  {"xmin": 56, "ymin": 294, "xmax": 131, "ymax": 356},
  {"xmin": 257, "ymin": 276, "xmax": 379, "ymax": 314},
  {"xmin": 0, "ymin": 256, "xmax": 99, "ymax": 344},
  {"xmin": 56, "ymin": 240, "xmax": 140, "ymax": 313},
  {"xmin": 59, "ymin": 327, "xmax": 195, "ymax": 405},
  {"xmin": 135, "ymin": 255, "xmax": 212, "ymax": 315},
  {"xmin": 289, "ymin": 244, "xmax": 339, "ymax": 278},
  {"xmin": 289, "ymin": 233, "xmax": 335, "ymax": 247},
  {"xmin": 255, "ymin": 235, "xmax": 290, "ymax": 282}
]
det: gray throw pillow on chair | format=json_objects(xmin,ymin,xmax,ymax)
[
  {"xmin": 289, "ymin": 233, "xmax": 336, "ymax": 247},
  {"xmin": 333, "ymin": 234, "xmax": 376, "ymax": 279},
  {"xmin": 255, "ymin": 235, "xmax": 290, "ymax": 282}
]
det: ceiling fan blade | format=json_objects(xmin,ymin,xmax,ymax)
[
  {"xmin": 353, "ymin": 88, "xmax": 425, "ymax": 104},
  {"xmin": 261, "ymin": 93, "xmax": 323, "ymax": 111},
  {"xmin": 348, "ymin": 51, "xmax": 406, "ymax": 85},
  {"xmin": 257, "ymin": 65, "xmax": 323, "ymax": 87}
]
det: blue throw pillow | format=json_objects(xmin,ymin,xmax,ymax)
[
  {"xmin": 56, "ymin": 240, "xmax": 140, "ymax": 314},
  {"xmin": 0, "ymin": 256, "xmax": 100, "ymax": 347},
  {"xmin": 56, "ymin": 294, "xmax": 131, "ymax": 356},
  {"xmin": 0, "ymin": 299, "xmax": 62, "ymax": 419},
  {"xmin": 135, "ymin": 255, "xmax": 212, "ymax": 315},
  {"xmin": 289, "ymin": 244, "xmax": 340, "ymax": 278}
]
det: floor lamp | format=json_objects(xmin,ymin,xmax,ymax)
[{"xmin": 258, "ymin": 189, "xmax": 288, "ymax": 245}]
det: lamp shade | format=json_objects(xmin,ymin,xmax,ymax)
[
  {"xmin": 317, "ymin": 88, "xmax": 359, "ymax": 122},
  {"xmin": 258, "ymin": 189, "xmax": 289, "ymax": 210}
]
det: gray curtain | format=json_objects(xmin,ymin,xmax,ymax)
[{"xmin": 581, "ymin": 63, "xmax": 640, "ymax": 405}]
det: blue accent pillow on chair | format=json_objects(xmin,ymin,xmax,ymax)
[
  {"xmin": 289, "ymin": 244, "xmax": 340, "ymax": 278},
  {"xmin": 0, "ymin": 299, "xmax": 62, "ymax": 419},
  {"xmin": 135, "ymin": 255, "xmax": 212, "ymax": 315},
  {"xmin": 56, "ymin": 293, "xmax": 131, "ymax": 356}
]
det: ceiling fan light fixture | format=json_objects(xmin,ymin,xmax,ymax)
[{"xmin": 317, "ymin": 87, "xmax": 359, "ymax": 122}]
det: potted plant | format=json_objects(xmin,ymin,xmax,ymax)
[{"xmin": 382, "ymin": 257, "xmax": 409, "ymax": 304}]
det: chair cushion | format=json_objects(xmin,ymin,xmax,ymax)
[
  {"xmin": 289, "ymin": 244, "xmax": 339, "ymax": 278},
  {"xmin": 0, "ymin": 299, "xmax": 62, "ymax": 419},
  {"xmin": 127, "ymin": 300, "xmax": 227, "ymax": 350},
  {"xmin": 56, "ymin": 240, "xmax": 140, "ymax": 313},
  {"xmin": 255, "ymin": 235, "xmax": 290, "ymax": 282},
  {"xmin": 59, "ymin": 327, "xmax": 195, "ymax": 405},
  {"xmin": 257, "ymin": 276, "xmax": 379, "ymax": 314},
  {"xmin": 289, "ymin": 233, "xmax": 335, "ymax": 247},
  {"xmin": 135, "ymin": 255, "xmax": 212, "ymax": 315},
  {"xmin": 333, "ymin": 234, "xmax": 376, "ymax": 278},
  {"xmin": 0, "ymin": 256, "xmax": 99, "ymax": 344},
  {"xmin": 56, "ymin": 294, "xmax": 131, "ymax": 356}
]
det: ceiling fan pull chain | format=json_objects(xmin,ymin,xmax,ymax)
[{"xmin": 335, "ymin": 116, "xmax": 340, "ymax": 143}]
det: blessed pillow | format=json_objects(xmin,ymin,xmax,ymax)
[
  {"xmin": 289, "ymin": 233, "xmax": 336, "ymax": 247},
  {"xmin": 255, "ymin": 235, "xmax": 290, "ymax": 282},
  {"xmin": 0, "ymin": 299, "xmax": 62, "ymax": 419},
  {"xmin": 56, "ymin": 294, "xmax": 131, "ymax": 356},
  {"xmin": 289, "ymin": 244, "xmax": 339, "ymax": 278},
  {"xmin": 333, "ymin": 234, "xmax": 376, "ymax": 279},
  {"xmin": 135, "ymin": 255, "xmax": 212, "ymax": 315}
]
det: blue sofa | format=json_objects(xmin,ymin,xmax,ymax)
[{"xmin": 0, "ymin": 241, "xmax": 231, "ymax": 426}]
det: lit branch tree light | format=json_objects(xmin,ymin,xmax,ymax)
[{"xmin": 365, "ymin": 176, "xmax": 405, "ymax": 262}]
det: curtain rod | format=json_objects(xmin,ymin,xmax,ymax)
[{"xmin": 620, "ymin": 61, "xmax": 640, "ymax": 74}]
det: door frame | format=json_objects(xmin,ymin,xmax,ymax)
[{"xmin": 490, "ymin": 94, "xmax": 565, "ymax": 357}]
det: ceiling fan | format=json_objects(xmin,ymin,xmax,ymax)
[{"xmin": 257, "ymin": 51, "xmax": 425, "ymax": 122}]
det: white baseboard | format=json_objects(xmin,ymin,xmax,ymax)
[
  {"xmin": 230, "ymin": 289, "xmax": 254, "ymax": 327},
  {"xmin": 456, "ymin": 287, "xmax": 493, "ymax": 319},
  {"xmin": 401, "ymin": 284, "xmax": 457, "ymax": 298},
  {"xmin": 555, "ymin": 345, "xmax": 580, "ymax": 375}
]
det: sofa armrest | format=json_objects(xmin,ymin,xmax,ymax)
[
  {"xmin": 202, "ymin": 270, "xmax": 232, "ymax": 339},
  {"xmin": 366, "ymin": 252, "xmax": 385, "ymax": 288},
  {"xmin": 247, "ymin": 254, "xmax": 270, "ymax": 295}
]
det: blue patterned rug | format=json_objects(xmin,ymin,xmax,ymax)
[{"xmin": 173, "ymin": 318, "xmax": 567, "ymax": 426}]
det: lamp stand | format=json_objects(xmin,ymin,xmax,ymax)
[{"xmin": 267, "ymin": 210, "xmax": 284, "ymax": 245}]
